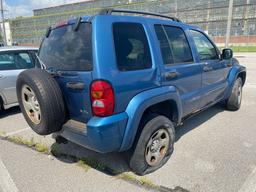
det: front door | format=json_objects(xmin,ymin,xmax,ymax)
[{"xmin": 189, "ymin": 30, "xmax": 227, "ymax": 108}]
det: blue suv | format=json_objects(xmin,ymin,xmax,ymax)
[{"xmin": 17, "ymin": 9, "xmax": 246, "ymax": 175}]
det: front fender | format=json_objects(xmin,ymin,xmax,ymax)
[
  {"xmin": 119, "ymin": 86, "xmax": 182, "ymax": 152},
  {"xmin": 225, "ymin": 64, "xmax": 246, "ymax": 99}
]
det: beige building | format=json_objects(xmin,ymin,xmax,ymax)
[{"xmin": 8, "ymin": 0, "xmax": 256, "ymax": 46}]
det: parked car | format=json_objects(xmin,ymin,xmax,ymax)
[
  {"xmin": 16, "ymin": 9, "xmax": 246, "ymax": 175},
  {"xmin": 0, "ymin": 46, "xmax": 39, "ymax": 112}
]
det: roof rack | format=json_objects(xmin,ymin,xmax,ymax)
[{"xmin": 99, "ymin": 9, "xmax": 182, "ymax": 22}]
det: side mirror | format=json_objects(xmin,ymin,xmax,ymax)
[{"xmin": 222, "ymin": 48, "xmax": 233, "ymax": 60}]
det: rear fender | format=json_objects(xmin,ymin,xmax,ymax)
[{"xmin": 119, "ymin": 86, "xmax": 182, "ymax": 151}]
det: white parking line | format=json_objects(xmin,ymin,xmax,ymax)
[
  {"xmin": 5, "ymin": 128, "xmax": 30, "ymax": 137},
  {"xmin": 239, "ymin": 166, "xmax": 256, "ymax": 192},
  {"xmin": 0, "ymin": 157, "xmax": 19, "ymax": 192}
]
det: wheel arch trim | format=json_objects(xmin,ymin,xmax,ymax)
[
  {"xmin": 119, "ymin": 86, "xmax": 182, "ymax": 152},
  {"xmin": 225, "ymin": 65, "xmax": 246, "ymax": 99}
]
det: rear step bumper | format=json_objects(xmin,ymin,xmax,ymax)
[{"xmin": 57, "ymin": 112, "xmax": 128, "ymax": 153}]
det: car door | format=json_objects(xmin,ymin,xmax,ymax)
[
  {"xmin": 155, "ymin": 24, "xmax": 202, "ymax": 116},
  {"xmin": 0, "ymin": 51, "xmax": 35, "ymax": 106},
  {"xmin": 189, "ymin": 30, "xmax": 228, "ymax": 108}
]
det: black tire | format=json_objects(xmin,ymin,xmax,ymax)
[
  {"xmin": 16, "ymin": 68, "xmax": 66, "ymax": 135},
  {"xmin": 0, "ymin": 97, "xmax": 3, "ymax": 113},
  {"xmin": 129, "ymin": 115, "xmax": 175, "ymax": 175},
  {"xmin": 226, "ymin": 77, "xmax": 243, "ymax": 111}
]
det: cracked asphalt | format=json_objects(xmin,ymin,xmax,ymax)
[{"xmin": 0, "ymin": 53, "xmax": 256, "ymax": 192}]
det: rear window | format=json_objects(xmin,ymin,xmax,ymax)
[
  {"xmin": 39, "ymin": 22, "xmax": 92, "ymax": 71},
  {"xmin": 113, "ymin": 22, "xmax": 152, "ymax": 71}
]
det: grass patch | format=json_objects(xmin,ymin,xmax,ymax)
[
  {"xmin": 9, "ymin": 136, "xmax": 24, "ymax": 144},
  {"xmin": 5, "ymin": 135, "xmax": 49, "ymax": 154},
  {"xmin": 79, "ymin": 157, "xmax": 107, "ymax": 172},
  {"xmin": 35, "ymin": 143, "xmax": 49, "ymax": 153},
  {"xmin": 23, "ymin": 137, "xmax": 35, "ymax": 147},
  {"xmin": 138, "ymin": 177, "xmax": 155, "ymax": 187},
  {"xmin": 219, "ymin": 46, "xmax": 256, "ymax": 52},
  {"xmin": 77, "ymin": 160, "xmax": 91, "ymax": 172}
]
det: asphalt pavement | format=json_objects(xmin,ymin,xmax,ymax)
[{"xmin": 0, "ymin": 53, "xmax": 255, "ymax": 192}]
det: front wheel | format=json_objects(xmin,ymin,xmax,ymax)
[
  {"xmin": 226, "ymin": 77, "xmax": 243, "ymax": 111},
  {"xmin": 129, "ymin": 115, "xmax": 175, "ymax": 175}
]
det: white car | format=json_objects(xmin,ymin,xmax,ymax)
[{"xmin": 0, "ymin": 46, "xmax": 39, "ymax": 112}]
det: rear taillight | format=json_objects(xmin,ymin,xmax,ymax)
[{"xmin": 90, "ymin": 80, "xmax": 115, "ymax": 117}]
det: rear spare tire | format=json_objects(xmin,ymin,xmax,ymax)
[{"xmin": 16, "ymin": 68, "xmax": 66, "ymax": 135}]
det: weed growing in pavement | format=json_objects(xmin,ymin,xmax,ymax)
[
  {"xmin": 4, "ymin": 135, "xmax": 49, "ymax": 154},
  {"xmin": 35, "ymin": 143, "xmax": 49, "ymax": 153},
  {"xmin": 77, "ymin": 160, "xmax": 91, "ymax": 172},
  {"xmin": 1, "ymin": 134, "xmax": 188, "ymax": 192},
  {"xmin": 0, "ymin": 131, "xmax": 6, "ymax": 137},
  {"xmin": 118, "ymin": 173, "xmax": 157, "ymax": 188}
]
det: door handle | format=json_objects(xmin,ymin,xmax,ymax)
[
  {"xmin": 203, "ymin": 65, "xmax": 213, "ymax": 72},
  {"xmin": 165, "ymin": 72, "xmax": 178, "ymax": 80},
  {"xmin": 66, "ymin": 82, "xmax": 85, "ymax": 90}
]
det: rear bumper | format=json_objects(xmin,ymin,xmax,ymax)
[{"xmin": 57, "ymin": 112, "xmax": 128, "ymax": 153}]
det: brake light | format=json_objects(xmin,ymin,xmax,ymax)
[
  {"xmin": 54, "ymin": 20, "xmax": 68, "ymax": 28},
  {"xmin": 90, "ymin": 80, "xmax": 115, "ymax": 117}
]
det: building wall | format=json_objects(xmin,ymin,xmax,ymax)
[
  {"xmin": 9, "ymin": 0, "xmax": 256, "ymax": 46},
  {"xmin": 0, "ymin": 22, "xmax": 12, "ymax": 46}
]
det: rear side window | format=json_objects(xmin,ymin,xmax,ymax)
[
  {"xmin": 39, "ymin": 22, "xmax": 92, "ymax": 71},
  {"xmin": 189, "ymin": 30, "xmax": 219, "ymax": 61},
  {"xmin": 155, "ymin": 25, "xmax": 193, "ymax": 65},
  {"xmin": 0, "ymin": 52, "xmax": 34, "ymax": 70},
  {"xmin": 113, "ymin": 23, "xmax": 152, "ymax": 71}
]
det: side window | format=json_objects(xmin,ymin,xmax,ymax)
[
  {"xmin": 0, "ymin": 53, "xmax": 15, "ymax": 70},
  {"xmin": 190, "ymin": 30, "xmax": 219, "ymax": 61},
  {"xmin": 0, "ymin": 52, "xmax": 34, "ymax": 70},
  {"xmin": 155, "ymin": 25, "xmax": 193, "ymax": 65},
  {"xmin": 113, "ymin": 23, "xmax": 152, "ymax": 71},
  {"xmin": 154, "ymin": 25, "xmax": 174, "ymax": 65}
]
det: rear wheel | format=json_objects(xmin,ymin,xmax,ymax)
[
  {"xmin": 129, "ymin": 115, "xmax": 175, "ymax": 175},
  {"xmin": 17, "ymin": 69, "xmax": 66, "ymax": 135},
  {"xmin": 226, "ymin": 77, "xmax": 243, "ymax": 111}
]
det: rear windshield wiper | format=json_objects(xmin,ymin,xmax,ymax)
[
  {"xmin": 73, "ymin": 17, "xmax": 82, "ymax": 31},
  {"xmin": 35, "ymin": 54, "xmax": 46, "ymax": 69}
]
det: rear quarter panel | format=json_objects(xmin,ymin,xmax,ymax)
[{"xmin": 92, "ymin": 15, "xmax": 161, "ymax": 113}]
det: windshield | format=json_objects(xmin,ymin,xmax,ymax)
[{"xmin": 39, "ymin": 22, "xmax": 92, "ymax": 71}]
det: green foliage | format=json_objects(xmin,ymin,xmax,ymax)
[{"xmin": 219, "ymin": 46, "xmax": 256, "ymax": 52}]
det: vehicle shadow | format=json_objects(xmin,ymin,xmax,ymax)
[
  {"xmin": 50, "ymin": 105, "xmax": 224, "ymax": 176},
  {"xmin": 175, "ymin": 105, "xmax": 224, "ymax": 141},
  {"xmin": 0, "ymin": 106, "xmax": 21, "ymax": 118}
]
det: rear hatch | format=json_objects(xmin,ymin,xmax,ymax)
[{"xmin": 38, "ymin": 21, "xmax": 93, "ymax": 123}]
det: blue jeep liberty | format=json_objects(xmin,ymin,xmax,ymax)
[{"xmin": 17, "ymin": 9, "xmax": 246, "ymax": 175}]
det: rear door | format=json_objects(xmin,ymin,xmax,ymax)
[
  {"xmin": 189, "ymin": 30, "xmax": 227, "ymax": 108},
  {"xmin": 155, "ymin": 25, "xmax": 202, "ymax": 116},
  {"xmin": 39, "ymin": 22, "xmax": 93, "ymax": 123},
  {"xmin": 0, "ymin": 51, "xmax": 35, "ymax": 105}
]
